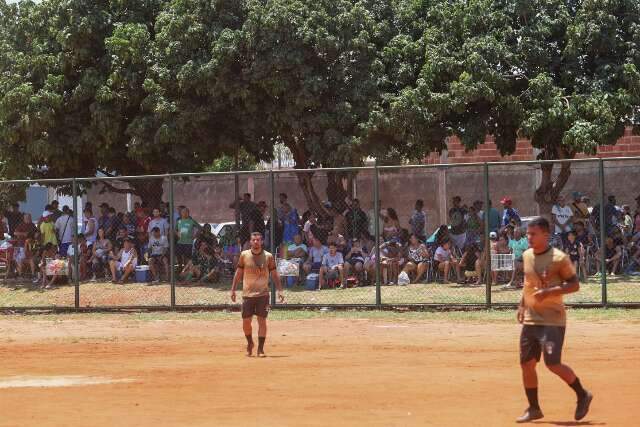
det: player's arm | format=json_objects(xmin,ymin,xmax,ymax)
[
  {"xmin": 269, "ymin": 257, "xmax": 285, "ymax": 303},
  {"xmin": 230, "ymin": 264, "xmax": 243, "ymax": 303},
  {"xmin": 517, "ymin": 295, "xmax": 525, "ymax": 323},
  {"xmin": 534, "ymin": 256, "xmax": 580, "ymax": 300}
]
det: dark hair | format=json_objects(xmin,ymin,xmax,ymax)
[
  {"xmin": 527, "ymin": 216, "xmax": 550, "ymax": 233},
  {"xmin": 416, "ymin": 199, "xmax": 424, "ymax": 207},
  {"xmin": 243, "ymin": 193, "xmax": 251, "ymax": 199},
  {"xmin": 44, "ymin": 204, "xmax": 52, "ymax": 211},
  {"xmin": 279, "ymin": 193, "xmax": 287, "ymax": 198},
  {"xmin": 151, "ymin": 226, "xmax": 160, "ymax": 232},
  {"xmin": 387, "ymin": 207, "xmax": 399, "ymax": 221},
  {"xmin": 251, "ymin": 231, "xmax": 263, "ymax": 239},
  {"xmin": 328, "ymin": 242, "xmax": 337, "ymax": 248}
]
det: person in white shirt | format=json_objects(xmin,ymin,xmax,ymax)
[
  {"xmin": 54, "ymin": 206, "xmax": 74, "ymax": 256},
  {"xmin": 148, "ymin": 226, "xmax": 169, "ymax": 282},
  {"xmin": 319, "ymin": 242, "xmax": 344, "ymax": 289},
  {"xmin": 82, "ymin": 207, "xmax": 98, "ymax": 247},
  {"xmin": 434, "ymin": 240, "xmax": 461, "ymax": 284},
  {"xmin": 109, "ymin": 237, "xmax": 138, "ymax": 284},
  {"xmin": 552, "ymin": 195, "xmax": 574, "ymax": 246},
  {"xmin": 147, "ymin": 208, "xmax": 170, "ymax": 237}
]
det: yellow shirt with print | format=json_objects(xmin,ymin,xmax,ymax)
[
  {"xmin": 238, "ymin": 249, "xmax": 276, "ymax": 298},
  {"xmin": 40, "ymin": 221, "xmax": 58, "ymax": 246},
  {"xmin": 522, "ymin": 247, "xmax": 577, "ymax": 327}
]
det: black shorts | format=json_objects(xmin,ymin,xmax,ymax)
[
  {"xmin": 520, "ymin": 325, "xmax": 566, "ymax": 366},
  {"xmin": 176, "ymin": 243, "xmax": 192, "ymax": 259},
  {"xmin": 242, "ymin": 295, "xmax": 270, "ymax": 319}
]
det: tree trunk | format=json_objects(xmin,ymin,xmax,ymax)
[
  {"xmin": 534, "ymin": 148, "xmax": 574, "ymax": 219},
  {"xmin": 131, "ymin": 178, "xmax": 165, "ymax": 209}
]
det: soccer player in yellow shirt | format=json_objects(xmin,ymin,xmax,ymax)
[
  {"xmin": 231, "ymin": 232, "xmax": 284, "ymax": 357},
  {"xmin": 516, "ymin": 217, "xmax": 592, "ymax": 423}
]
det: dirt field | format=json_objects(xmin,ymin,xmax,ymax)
[{"xmin": 0, "ymin": 311, "xmax": 638, "ymax": 426}]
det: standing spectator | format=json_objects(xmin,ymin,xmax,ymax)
[
  {"xmin": 570, "ymin": 192, "xmax": 590, "ymax": 228},
  {"xmin": 279, "ymin": 202, "xmax": 299, "ymax": 245},
  {"xmin": 54, "ymin": 206, "xmax": 74, "ymax": 256},
  {"xmin": 500, "ymin": 197, "xmax": 521, "ymax": 228},
  {"xmin": 466, "ymin": 202, "xmax": 482, "ymax": 245},
  {"xmin": 13, "ymin": 213, "xmax": 38, "ymax": 278},
  {"xmin": 328, "ymin": 205, "xmax": 347, "ymax": 242},
  {"xmin": 621, "ymin": 205, "xmax": 633, "ymax": 238},
  {"xmin": 449, "ymin": 196, "xmax": 467, "ymax": 251},
  {"xmin": 109, "ymin": 237, "xmax": 138, "ymax": 284},
  {"xmin": 148, "ymin": 226, "xmax": 169, "ymax": 282},
  {"xmin": 345, "ymin": 198, "xmax": 369, "ymax": 240},
  {"xmin": 319, "ymin": 242, "xmax": 345, "ymax": 289},
  {"xmin": 39, "ymin": 212, "xmax": 58, "ymax": 246},
  {"xmin": 50, "ymin": 200, "xmax": 63, "ymax": 221},
  {"xmin": 604, "ymin": 195, "xmax": 618, "ymax": 234},
  {"xmin": 409, "ymin": 199, "xmax": 427, "ymax": 241},
  {"xmin": 5, "ymin": 203, "xmax": 22, "ymax": 236},
  {"xmin": 148, "ymin": 207, "xmax": 170, "ymax": 237},
  {"xmin": 633, "ymin": 195, "xmax": 640, "ymax": 241},
  {"xmin": 480, "ymin": 200, "xmax": 502, "ymax": 233},
  {"xmin": 67, "ymin": 234, "xmax": 89, "ymax": 281},
  {"xmin": 121, "ymin": 213, "xmax": 136, "ymax": 236},
  {"xmin": 552, "ymin": 195, "xmax": 574, "ymax": 245},
  {"xmin": 507, "ymin": 227, "xmax": 529, "ymax": 288},
  {"xmin": 230, "ymin": 193, "xmax": 256, "ymax": 243},
  {"xmin": 367, "ymin": 200, "xmax": 384, "ymax": 239},
  {"xmin": 135, "ymin": 207, "xmax": 150, "ymax": 235},
  {"xmin": 176, "ymin": 207, "xmax": 199, "ymax": 266},
  {"xmin": 382, "ymin": 207, "xmax": 401, "ymax": 241},
  {"xmin": 97, "ymin": 203, "xmax": 110, "ymax": 231},
  {"xmin": 82, "ymin": 207, "xmax": 98, "ymax": 248}
]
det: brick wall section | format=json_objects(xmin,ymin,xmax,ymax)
[{"xmin": 432, "ymin": 127, "xmax": 640, "ymax": 164}]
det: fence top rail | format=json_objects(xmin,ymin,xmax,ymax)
[{"xmin": 1, "ymin": 155, "xmax": 638, "ymax": 185}]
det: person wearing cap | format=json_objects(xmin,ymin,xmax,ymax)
[
  {"xmin": 570, "ymin": 192, "xmax": 590, "ymax": 228},
  {"xmin": 39, "ymin": 212, "xmax": 58, "ymax": 247},
  {"xmin": 109, "ymin": 237, "xmax": 138, "ymax": 284},
  {"xmin": 501, "ymin": 197, "xmax": 521, "ymax": 228}
]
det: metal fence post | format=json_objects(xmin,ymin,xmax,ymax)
[
  {"xmin": 169, "ymin": 175, "xmax": 176, "ymax": 308},
  {"xmin": 72, "ymin": 178, "xmax": 80, "ymax": 308},
  {"xmin": 374, "ymin": 161, "xmax": 381, "ymax": 307},
  {"xmin": 598, "ymin": 159, "xmax": 607, "ymax": 308},
  {"xmin": 269, "ymin": 169, "xmax": 277, "ymax": 306},
  {"xmin": 483, "ymin": 163, "xmax": 491, "ymax": 308}
]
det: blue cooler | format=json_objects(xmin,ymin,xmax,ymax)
[
  {"xmin": 305, "ymin": 273, "xmax": 319, "ymax": 290},
  {"xmin": 286, "ymin": 276, "xmax": 297, "ymax": 288},
  {"xmin": 135, "ymin": 265, "xmax": 152, "ymax": 283}
]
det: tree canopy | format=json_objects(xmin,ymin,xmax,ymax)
[{"xmin": 1, "ymin": 0, "xmax": 639, "ymax": 209}]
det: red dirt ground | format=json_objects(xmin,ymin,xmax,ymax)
[{"xmin": 0, "ymin": 317, "xmax": 637, "ymax": 426}]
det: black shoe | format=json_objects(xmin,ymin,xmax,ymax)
[
  {"xmin": 575, "ymin": 391, "xmax": 593, "ymax": 421},
  {"xmin": 516, "ymin": 407, "xmax": 544, "ymax": 423},
  {"xmin": 246, "ymin": 341, "xmax": 254, "ymax": 357}
]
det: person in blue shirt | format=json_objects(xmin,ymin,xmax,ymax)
[{"xmin": 501, "ymin": 197, "xmax": 521, "ymax": 228}]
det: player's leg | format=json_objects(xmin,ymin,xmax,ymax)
[
  {"xmin": 517, "ymin": 326, "xmax": 544, "ymax": 423},
  {"xmin": 256, "ymin": 295, "xmax": 270, "ymax": 357},
  {"xmin": 241, "ymin": 298, "xmax": 255, "ymax": 356},
  {"xmin": 542, "ymin": 327, "xmax": 593, "ymax": 421}
]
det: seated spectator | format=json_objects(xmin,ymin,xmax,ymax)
[
  {"xmin": 303, "ymin": 211, "xmax": 318, "ymax": 245},
  {"xmin": 379, "ymin": 238, "xmax": 403, "ymax": 285},
  {"xmin": 109, "ymin": 237, "xmax": 138, "ymax": 284},
  {"xmin": 67, "ymin": 234, "xmax": 90, "ymax": 281},
  {"xmin": 180, "ymin": 242, "xmax": 218, "ymax": 283},
  {"xmin": 114, "ymin": 226, "xmax": 128, "ymax": 249},
  {"xmin": 39, "ymin": 243, "xmax": 62, "ymax": 289},
  {"xmin": 382, "ymin": 208, "xmax": 401, "ymax": 241},
  {"xmin": 90, "ymin": 227, "xmax": 112, "ymax": 281},
  {"xmin": 287, "ymin": 233, "xmax": 308, "ymax": 262},
  {"xmin": 599, "ymin": 237, "xmax": 622, "ymax": 275},
  {"xmin": 279, "ymin": 201, "xmax": 300, "ymax": 245},
  {"xmin": 570, "ymin": 192, "xmax": 591, "ymax": 229},
  {"xmin": 434, "ymin": 225, "xmax": 450, "ymax": 247},
  {"xmin": 507, "ymin": 227, "xmax": 529, "ymax": 288},
  {"xmin": 303, "ymin": 237, "xmax": 328, "ymax": 276},
  {"xmin": 82, "ymin": 207, "xmax": 98, "ymax": 248},
  {"xmin": 459, "ymin": 243, "xmax": 483, "ymax": 286},
  {"xmin": 319, "ymin": 242, "xmax": 345, "ymax": 289},
  {"xmin": 434, "ymin": 240, "xmax": 461, "ymax": 284},
  {"xmin": 496, "ymin": 232, "xmax": 511, "ymax": 254},
  {"xmin": 193, "ymin": 223, "xmax": 217, "ymax": 258},
  {"xmin": 564, "ymin": 231, "xmax": 582, "ymax": 277},
  {"xmin": 148, "ymin": 226, "xmax": 169, "ymax": 282},
  {"xmin": 344, "ymin": 238, "xmax": 368, "ymax": 282},
  {"xmin": 402, "ymin": 234, "xmax": 430, "ymax": 284},
  {"xmin": 135, "ymin": 230, "xmax": 149, "ymax": 260},
  {"xmin": 449, "ymin": 196, "xmax": 467, "ymax": 251},
  {"xmin": 121, "ymin": 212, "xmax": 136, "ymax": 236},
  {"xmin": 465, "ymin": 203, "xmax": 482, "ymax": 245}
]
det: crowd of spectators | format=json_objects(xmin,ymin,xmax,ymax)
[{"xmin": 1, "ymin": 189, "xmax": 639, "ymax": 290}]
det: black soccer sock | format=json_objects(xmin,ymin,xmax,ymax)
[
  {"xmin": 258, "ymin": 336, "xmax": 266, "ymax": 352},
  {"xmin": 569, "ymin": 377, "xmax": 587, "ymax": 399},
  {"xmin": 245, "ymin": 334, "xmax": 253, "ymax": 345},
  {"xmin": 525, "ymin": 388, "xmax": 540, "ymax": 410}
]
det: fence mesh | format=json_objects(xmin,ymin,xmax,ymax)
[
  {"xmin": 603, "ymin": 158, "xmax": 640, "ymax": 303},
  {"xmin": 1, "ymin": 157, "xmax": 639, "ymax": 309},
  {"xmin": 76, "ymin": 177, "xmax": 171, "ymax": 307},
  {"xmin": 0, "ymin": 180, "xmax": 77, "ymax": 307}
]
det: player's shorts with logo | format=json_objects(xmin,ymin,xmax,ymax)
[
  {"xmin": 242, "ymin": 295, "xmax": 270, "ymax": 319},
  {"xmin": 520, "ymin": 325, "xmax": 565, "ymax": 366}
]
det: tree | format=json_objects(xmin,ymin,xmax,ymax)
[{"xmin": 374, "ymin": 0, "xmax": 640, "ymax": 215}]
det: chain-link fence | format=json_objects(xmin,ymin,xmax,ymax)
[{"xmin": 0, "ymin": 157, "xmax": 638, "ymax": 309}]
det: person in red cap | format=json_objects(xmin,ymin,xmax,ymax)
[{"xmin": 501, "ymin": 197, "xmax": 521, "ymax": 228}]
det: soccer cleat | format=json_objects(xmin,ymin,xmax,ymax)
[
  {"xmin": 257, "ymin": 349, "xmax": 266, "ymax": 358},
  {"xmin": 246, "ymin": 341, "xmax": 254, "ymax": 357},
  {"xmin": 575, "ymin": 391, "xmax": 593, "ymax": 421},
  {"xmin": 516, "ymin": 407, "xmax": 544, "ymax": 423}
]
